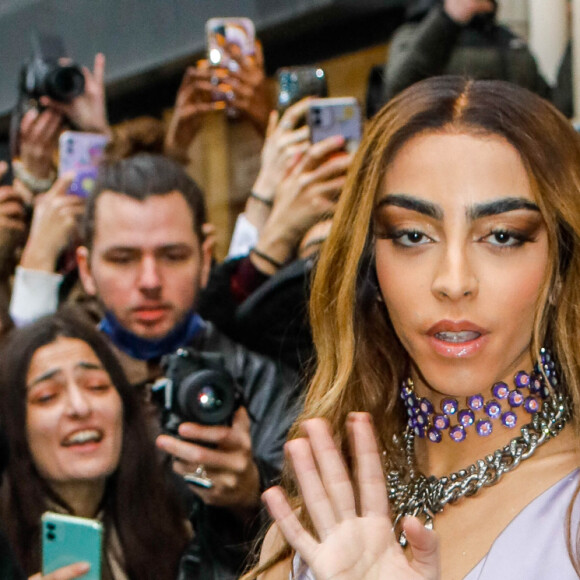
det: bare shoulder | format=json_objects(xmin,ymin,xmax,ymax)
[{"xmin": 257, "ymin": 523, "xmax": 292, "ymax": 580}]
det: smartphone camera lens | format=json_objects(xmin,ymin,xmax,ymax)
[
  {"xmin": 47, "ymin": 532, "xmax": 56, "ymax": 541},
  {"xmin": 47, "ymin": 523, "xmax": 56, "ymax": 530}
]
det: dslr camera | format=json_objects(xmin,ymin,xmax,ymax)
[
  {"xmin": 20, "ymin": 32, "xmax": 85, "ymax": 103},
  {"xmin": 152, "ymin": 348, "xmax": 243, "ymax": 436}
]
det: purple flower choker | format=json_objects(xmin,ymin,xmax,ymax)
[{"xmin": 401, "ymin": 348, "xmax": 558, "ymax": 443}]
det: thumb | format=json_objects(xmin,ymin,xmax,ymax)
[
  {"xmin": 45, "ymin": 172, "xmax": 75, "ymax": 199},
  {"xmin": 232, "ymin": 406, "xmax": 250, "ymax": 434},
  {"xmin": 403, "ymin": 516, "xmax": 440, "ymax": 579}
]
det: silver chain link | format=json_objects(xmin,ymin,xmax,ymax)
[{"xmin": 387, "ymin": 389, "xmax": 571, "ymax": 546}]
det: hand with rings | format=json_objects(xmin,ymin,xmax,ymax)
[{"xmin": 156, "ymin": 407, "xmax": 261, "ymax": 517}]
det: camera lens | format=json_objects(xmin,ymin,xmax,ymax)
[
  {"xmin": 47, "ymin": 65, "xmax": 85, "ymax": 102},
  {"xmin": 178, "ymin": 369, "xmax": 237, "ymax": 425}
]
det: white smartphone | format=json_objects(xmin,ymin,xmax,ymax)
[{"xmin": 42, "ymin": 511, "xmax": 103, "ymax": 580}]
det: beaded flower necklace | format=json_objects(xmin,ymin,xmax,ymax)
[{"xmin": 388, "ymin": 349, "xmax": 571, "ymax": 546}]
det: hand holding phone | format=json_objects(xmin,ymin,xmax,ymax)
[
  {"xmin": 206, "ymin": 17, "xmax": 255, "ymax": 73},
  {"xmin": 41, "ymin": 512, "xmax": 102, "ymax": 580}
]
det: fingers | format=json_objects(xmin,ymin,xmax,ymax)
[
  {"xmin": 92, "ymin": 52, "xmax": 106, "ymax": 87},
  {"xmin": 346, "ymin": 413, "xmax": 389, "ymax": 518},
  {"xmin": 294, "ymin": 135, "xmax": 346, "ymax": 174},
  {"xmin": 30, "ymin": 561, "xmax": 90, "ymax": 579},
  {"xmin": 44, "ymin": 174, "xmax": 75, "ymax": 199},
  {"xmin": 278, "ymin": 97, "xmax": 312, "ymax": 131},
  {"xmin": 404, "ymin": 517, "xmax": 440, "ymax": 579},
  {"xmin": 262, "ymin": 486, "xmax": 319, "ymax": 559}
]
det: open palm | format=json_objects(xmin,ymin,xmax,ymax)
[{"xmin": 262, "ymin": 413, "xmax": 439, "ymax": 580}]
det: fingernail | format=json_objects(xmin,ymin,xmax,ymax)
[{"xmin": 77, "ymin": 562, "xmax": 90, "ymax": 572}]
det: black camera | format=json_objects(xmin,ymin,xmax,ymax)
[
  {"xmin": 152, "ymin": 348, "xmax": 243, "ymax": 436},
  {"xmin": 20, "ymin": 33, "xmax": 85, "ymax": 103}
]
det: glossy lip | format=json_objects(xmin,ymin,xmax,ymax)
[{"xmin": 426, "ymin": 320, "xmax": 489, "ymax": 358}]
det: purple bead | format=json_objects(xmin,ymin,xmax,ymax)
[
  {"xmin": 541, "ymin": 386, "xmax": 550, "ymax": 399},
  {"xmin": 476, "ymin": 419, "xmax": 493, "ymax": 437},
  {"xmin": 468, "ymin": 394, "xmax": 484, "ymax": 411},
  {"xmin": 492, "ymin": 382, "xmax": 509, "ymax": 400},
  {"xmin": 501, "ymin": 411, "xmax": 517, "ymax": 428},
  {"xmin": 433, "ymin": 414, "xmax": 450, "ymax": 430},
  {"xmin": 529, "ymin": 375, "xmax": 542, "ymax": 394},
  {"xmin": 508, "ymin": 389, "xmax": 524, "ymax": 408},
  {"xmin": 400, "ymin": 385, "xmax": 413, "ymax": 399},
  {"xmin": 441, "ymin": 398, "xmax": 458, "ymax": 415},
  {"xmin": 449, "ymin": 425, "xmax": 466, "ymax": 442},
  {"xmin": 427, "ymin": 428, "xmax": 442, "ymax": 443},
  {"xmin": 414, "ymin": 425, "xmax": 425, "ymax": 438},
  {"xmin": 458, "ymin": 409, "xmax": 475, "ymax": 427},
  {"xmin": 415, "ymin": 413, "xmax": 427, "ymax": 426},
  {"xmin": 407, "ymin": 417, "xmax": 415, "ymax": 428},
  {"xmin": 514, "ymin": 371, "xmax": 530, "ymax": 389},
  {"xmin": 524, "ymin": 396, "xmax": 539, "ymax": 414},
  {"xmin": 405, "ymin": 395, "xmax": 418, "ymax": 412},
  {"xmin": 484, "ymin": 400, "xmax": 502, "ymax": 419},
  {"xmin": 419, "ymin": 398, "xmax": 434, "ymax": 415}
]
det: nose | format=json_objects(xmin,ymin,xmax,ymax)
[
  {"xmin": 431, "ymin": 243, "xmax": 478, "ymax": 301},
  {"xmin": 137, "ymin": 255, "xmax": 162, "ymax": 294},
  {"xmin": 65, "ymin": 384, "xmax": 92, "ymax": 418}
]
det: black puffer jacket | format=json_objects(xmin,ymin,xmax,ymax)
[{"xmin": 176, "ymin": 322, "xmax": 303, "ymax": 580}]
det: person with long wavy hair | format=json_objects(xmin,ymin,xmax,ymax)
[
  {"xmin": 0, "ymin": 311, "xmax": 191, "ymax": 579},
  {"xmin": 245, "ymin": 76, "xmax": 580, "ymax": 579}
]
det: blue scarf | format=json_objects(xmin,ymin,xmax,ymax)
[{"xmin": 99, "ymin": 310, "xmax": 205, "ymax": 360}]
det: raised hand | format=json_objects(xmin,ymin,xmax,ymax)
[
  {"xmin": 17, "ymin": 107, "xmax": 63, "ymax": 181},
  {"xmin": 40, "ymin": 53, "xmax": 110, "ymax": 135},
  {"xmin": 19, "ymin": 174, "xmax": 83, "ymax": 272},
  {"xmin": 164, "ymin": 64, "xmax": 226, "ymax": 158},
  {"xmin": 262, "ymin": 413, "xmax": 439, "ymax": 580},
  {"xmin": 250, "ymin": 134, "xmax": 351, "ymax": 273},
  {"xmin": 221, "ymin": 41, "xmax": 271, "ymax": 135}
]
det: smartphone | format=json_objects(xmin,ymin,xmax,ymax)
[
  {"xmin": 277, "ymin": 66, "xmax": 328, "ymax": 114},
  {"xmin": 42, "ymin": 512, "xmax": 103, "ymax": 580},
  {"xmin": 206, "ymin": 17, "xmax": 255, "ymax": 72},
  {"xmin": 58, "ymin": 130, "xmax": 108, "ymax": 197},
  {"xmin": 307, "ymin": 97, "xmax": 362, "ymax": 153}
]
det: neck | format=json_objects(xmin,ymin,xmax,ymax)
[
  {"xmin": 49, "ymin": 479, "xmax": 106, "ymax": 518},
  {"xmin": 408, "ymin": 351, "xmax": 558, "ymax": 476},
  {"xmin": 99, "ymin": 310, "xmax": 204, "ymax": 360}
]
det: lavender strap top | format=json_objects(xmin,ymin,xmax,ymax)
[{"xmin": 292, "ymin": 469, "xmax": 580, "ymax": 579}]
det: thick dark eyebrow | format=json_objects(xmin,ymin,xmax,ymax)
[
  {"xmin": 27, "ymin": 362, "xmax": 104, "ymax": 389},
  {"xmin": 468, "ymin": 198, "xmax": 540, "ymax": 220},
  {"xmin": 376, "ymin": 194, "xmax": 443, "ymax": 220}
]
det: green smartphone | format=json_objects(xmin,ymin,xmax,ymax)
[{"xmin": 42, "ymin": 512, "xmax": 103, "ymax": 580}]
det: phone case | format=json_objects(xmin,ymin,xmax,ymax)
[
  {"xmin": 206, "ymin": 17, "xmax": 255, "ymax": 71},
  {"xmin": 58, "ymin": 131, "xmax": 109, "ymax": 197},
  {"xmin": 307, "ymin": 97, "xmax": 362, "ymax": 153},
  {"xmin": 277, "ymin": 66, "xmax": 327, "ymax": 114},
  {"xmin": 42, "ymin": 512, "xmax": 103, "ymax": 580}
]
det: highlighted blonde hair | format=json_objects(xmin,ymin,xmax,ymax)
[{"xmin": 245, "ymin": 76, "xmax": 580, "ymax": 577}]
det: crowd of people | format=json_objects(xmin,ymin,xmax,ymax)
[{"xmin": 0, "ymin": 1, "xmax": 578, "ymax": 579}]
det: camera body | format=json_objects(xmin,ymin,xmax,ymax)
[
  {"xmin": 153, "ymin": 348, "xmax": 242, "ymax": 436},
  {"xmin": 20, "ymin": 32, "xmax": 85, "ymax": 103}
]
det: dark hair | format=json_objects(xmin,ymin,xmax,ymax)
[
  {"xmin": 0, "ymin": 310, "xmax": 190, "ymax": 578},
  {"xmin": 83, "ymin": 153, "xmax": 207, "ymax": 249}
]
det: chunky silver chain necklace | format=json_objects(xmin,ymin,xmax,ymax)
[{"xmin": 387, "ymin": 387, "xmax": 571, "ymax": 547}]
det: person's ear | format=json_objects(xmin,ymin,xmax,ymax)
[
  {"xmin": 76, "ymin": 246, "xmax": 98, "ymax": 296},
  {"xmin": 199, "ymin": 223, "xmax": 216, "ymax": 289}
]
